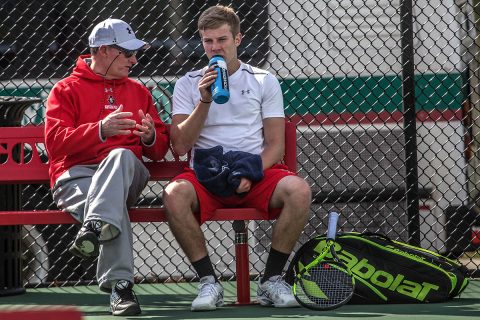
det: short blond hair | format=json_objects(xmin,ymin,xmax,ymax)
[{"xmin": 198, "ymin": 5, "xmax": 240, "ymax": 37}]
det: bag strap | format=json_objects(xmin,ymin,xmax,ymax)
[
  {"xmin": 285, "ymin": 236, "xmax": 323, "ymax": 284},
  {"xmin": 285, "ymin": 232, "xmax": 381, "ymax": 284},
  {"xmin": 360, "ymin": 232, "xmax": 394, "ymax": 243}
]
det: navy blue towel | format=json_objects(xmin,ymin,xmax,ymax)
[{"xmin": 193, "ymin": 146, "xmax": 264, "ymax": 197}]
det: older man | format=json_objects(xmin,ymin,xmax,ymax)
[{"xmin": 45, "ymin": 18, "xmax": 169, "ymax": 316}]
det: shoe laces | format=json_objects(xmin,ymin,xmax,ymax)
[
  {"xmin": 265, "ymin": 276, "xmax": 292, "ymax": 296},
  {"xmin": 83, "ymin": 219, "xmax": 103, "ymax": 237},
  {"xmin": 113, "ymin": 280, "xmax": 137, "ymax": 303},
  {"xmin": 197, "ymin": 278, "xmax": 220, "ymax": 298}
]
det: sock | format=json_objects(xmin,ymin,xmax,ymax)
[
  {"xmin": 192, "ymin": 256, "xmax": 218, "ymax": 282},
  {"xmin": 261, "ymin": 247, "xmax": 290, "ymax": 284}
]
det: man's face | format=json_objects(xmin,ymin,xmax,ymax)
[
  {"xmin": 102, "ymin": 46, "xmax": 138, "ymax": 79},
  {"xmin": 200, "ymin": 23, "xmax": 241, "ymax": 64}
]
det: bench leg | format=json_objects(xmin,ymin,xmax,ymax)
[{"xmin": 233, "ymin": 220, "xmax": 251, "ymax": 305}]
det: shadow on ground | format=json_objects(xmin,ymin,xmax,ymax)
[{"xmin": 0, "ymin": 281, "xmax": 479, "ymax": 319}]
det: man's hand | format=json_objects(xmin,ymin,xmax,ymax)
[
  {"xmin": 198, "ymin": 66, "xmax": 216, "ymax": 102},
  {"xmin": 100, "ymin": 105, "xmax": 136, "ymax": 138},
  {"xmin": 133, "ymin": 109, "xmax": 155, "ymax": 145},
  {"xmin": 236, "ymin": 177, "xmax": 252, "ymax": 194}
]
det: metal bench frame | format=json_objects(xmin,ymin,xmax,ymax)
[{"xmin": 0, "ymin": 122, "xmax": 297, "ymax": 305}]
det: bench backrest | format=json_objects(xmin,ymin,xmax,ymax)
[{"xmin": 0, "ymin": 122, "xmax": 297, "ymax": 184}]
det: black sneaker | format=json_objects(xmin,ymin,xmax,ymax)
[
  {"xmin": 68, "ymin": 220, "xmax": 102, "ymax": 258},
  {"xmin": 110, "ymin": 280, "xmax": 141, "ymax": 316}
]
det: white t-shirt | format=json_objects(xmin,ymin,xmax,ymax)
[{"xmin": 173, "ymin": 62, "xmax": 285, "ymax": 156}]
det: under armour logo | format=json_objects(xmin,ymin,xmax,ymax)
[
  {"xmin": 126, "ymin": 27, "xmax": 132, "ymax": 34},
  {"xmin": 104, "ymin": 88, "xmax": 113, "ymax": 93},
  {"xmin": 241, "ymin": 89, "xmax": 251, "ymax": 95}
]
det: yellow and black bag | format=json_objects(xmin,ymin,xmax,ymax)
[{"xmin": 286, "ymin": 232, "xmax": 469, "ymax": 303}]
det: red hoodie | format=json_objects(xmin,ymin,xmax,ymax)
[{"xmin": 45, "ymin": 54, "xmax": 169, "ymax": 187}]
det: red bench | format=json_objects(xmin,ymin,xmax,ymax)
[{"xmin": 0, "ymin": 121, "xmax": 297, "ymax": 305}]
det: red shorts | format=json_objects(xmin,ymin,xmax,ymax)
[{"xmin": 172, "ymin": 164, "xmax": 296, "ymax": 224}]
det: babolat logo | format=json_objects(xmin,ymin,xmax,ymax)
[
  {"xmin": 385, "ymin": 245, "xmax": 427, "ymax": 262},
  {"xmin": 313, "ymin": 241, "xmax": 439, "ymax": 301}
]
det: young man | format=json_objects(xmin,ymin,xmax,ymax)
[
  {"xmin": 45, "ymin": 18, "xmax": 169, "ymax": 316},
  {"xmin": 163, "ymin": 5, "xmax": 311, "ymax": 311}
]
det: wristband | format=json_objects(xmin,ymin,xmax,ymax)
[{"xmin": 200, "ymin": 98, "xmax": 212, "ymax": 104}]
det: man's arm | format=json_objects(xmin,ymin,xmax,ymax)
[
  {"xmin": 171, "ymin": 66, "xmax": 217, "ymax": 156},
  {"xmin": 260, "ymin": 117, "xmax": 285, "ymax": 170},
  {"xmin": 170, "ymin": 100, "xmax": 210, "ymax": 156},
  {"xmin": 235, "ymin": 117, "xmax": 285, "ymax": 194},
  {"xmin": 45, "ymin": 84, "xmax": 105, "ymax": 159}
]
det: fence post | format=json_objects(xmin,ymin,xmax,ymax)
[
  {"xmin": 400, "ymin": 0, "xmax": 420, "ymax": 246},
  {"xmin": 0, "ymin": 96, "xmax": 41, "ymax": 296}
]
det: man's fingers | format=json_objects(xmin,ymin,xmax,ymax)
[
  {"xmin": 116, "ymin": 129, "xmax": 131, "ymax": 135},
  {"xmin": 238, "ymin": 179, "xmax": 252, "ymax": 193},
  {"xmin": 117, "ymin": 123, "xmax": 136, "ymax": 129},
  {"xmin": 137, "ymin": 111, "xmax": 155, "ymax": 132},
  {"xmin": 201, "ymin": 74, "xmax": 216, "ymax": 85},
  {"xmin": 103, "ymin": 107, "xmax": 155, "ymax": 138},
  {"xmin": 141, "ymin": 118, "xmax": 154, "ymax": 129},
  {"xmin": 106, "ymin": 117, "xmax": 135, "ymax": 127},
  {"xmin": 111, "ymin": 104, "xmax": 123, "ymax": 113},
  {"xmin": 135, "ymin": 123, "xmax": 149, "ymax": 132},
  {"xmin": 117, "ymin": 118, "xmax": 136, "ymax": 126},
  {"xmin": 112, "ymin": 111, "xmax": 134, "ymax": 118},
  {"xmin": 237, "ymin": 183, "xmax": 246, "ymax": 192}
]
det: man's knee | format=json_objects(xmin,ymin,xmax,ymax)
[
  {"xmin": 163, "ymin": 180, "xmax": 197, "ymax": 214},
  {"xmin": 102, "ymin": 148, "xmax": 138, "ymax": 173},
  {"xmin": 108, "ymin": 148, "xmax": 136, "ymax": 162},
  {"xmin": 297, "ymin": 178, "xmax": 312, "ymax": 202},
  {"xmin": 278, "ymin": 176, "xmax": 312, "ymax": 210}
]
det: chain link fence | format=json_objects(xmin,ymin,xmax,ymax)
[{"xmin": 1, "ymin": 0, "xmax": 480, "ymax": 287}]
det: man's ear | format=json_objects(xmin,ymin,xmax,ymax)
[
  {"xmin": 98, "ymin": 45, "xmax": 108, "ymax": 57},
  {"xmin": 235, "ymin": 33, "xmax": 242, "ymax": 47}
]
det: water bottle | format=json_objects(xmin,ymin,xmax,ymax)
[{"xmin": 208, "ymin": 55, "xmax": 230, "ymax": 104}]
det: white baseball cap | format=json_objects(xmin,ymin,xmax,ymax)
[{"xmin": 88, "ymin": 18, "xmax": 149, "ymax": 50}]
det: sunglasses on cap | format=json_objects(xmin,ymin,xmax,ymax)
[{"xmin": 109, "ymin": 44, "xmax": 137, "ymax": 58}]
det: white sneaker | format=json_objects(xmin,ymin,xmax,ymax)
[
  {"xmin": 191, "ymin": 276, "xmax": 224, "ymax": 311},
  {"xmin": 257, "ymin": 275, "xmax": 299, "ymax": 307}
]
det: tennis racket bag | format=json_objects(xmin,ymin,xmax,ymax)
[{"xmin": 286, "ymin": 232, "xmax": 469, "ymax": 304}]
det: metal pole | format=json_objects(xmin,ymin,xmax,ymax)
[
  {"xmin": 232, "ymin": 220, "xmax": 251, "ymax": 305},
  {"xmin": 401, "ymin": 0, "xmax": 420, "ymax": 246}
]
